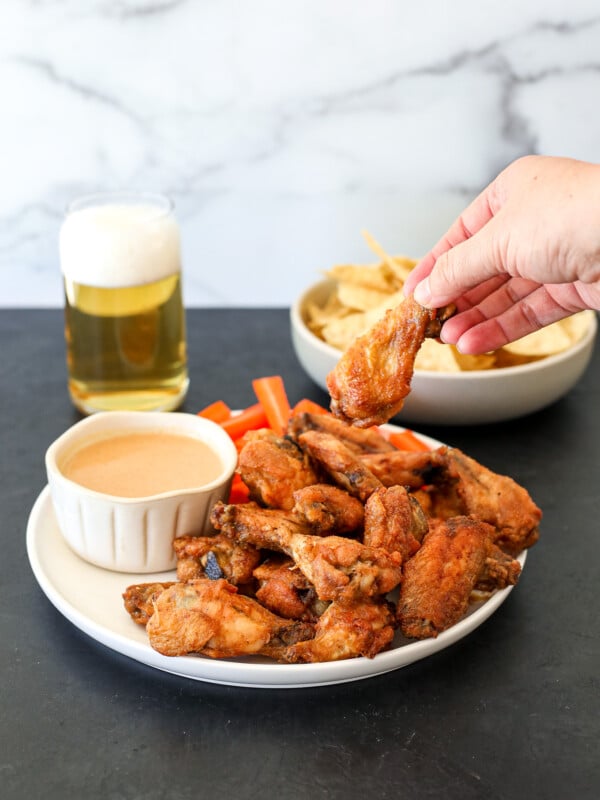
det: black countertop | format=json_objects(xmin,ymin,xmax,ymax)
[{"xmin": 2, "ymin": 308, "xmax": 599, "ymax": 800}]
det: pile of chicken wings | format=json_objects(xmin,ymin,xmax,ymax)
[{"xmin": 123, "ymin": 412, "xmax": 541, "ymax": 663}]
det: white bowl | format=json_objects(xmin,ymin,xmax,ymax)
[
  {"xmin": 290, "ymin": 279, "xmax": 598, "ymax": 426},
  {"xmin": 45, "ymin": 412, "xmax": 238, "ymax": 573}
]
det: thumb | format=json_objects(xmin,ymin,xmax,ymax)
[{"xmin": 413, "ymin": 222, "xmax": 507, "ymax": 308}]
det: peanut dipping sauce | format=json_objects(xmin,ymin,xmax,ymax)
[{"xmin": 60, "ymin": 432, "xmax": 224, "ymax": 498}]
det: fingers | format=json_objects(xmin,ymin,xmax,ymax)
[
  {"xmin": 441, "ymin": 277, "xmax": 541, "ymax": 343},
  {"xmin": 413, "ymin": 216, "xmax": 510, "ymax": 308},
  {"xmin": 448, "ymin": 274, "xmax": 512, "ymax": 314},
  {"xmin": 401, "ymin": 155, "xmax": 600, "ymax": 352},
  {"xmin": 404, "ymin": 181, "xmax": 498, "ymax": 299},
  {"xmin": 403, "ymin": 252, "xmax": 435, "ymax": 296},
  {"xmin": 445, "ymin": 283, "xmax": 587, "ymax": 354}
]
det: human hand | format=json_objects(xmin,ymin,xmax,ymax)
[{"xmin": 403, "ymin": 155, "xmax": 600, "ymax": 354}]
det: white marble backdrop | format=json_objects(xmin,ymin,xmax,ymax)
[{"xmin": 2, "ymin": 0, "xmax": 600, "ymax": 307}]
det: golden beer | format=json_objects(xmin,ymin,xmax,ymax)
[{"xmin": 60, "ymin": 194, "xmax": 188, "ymax": 414}]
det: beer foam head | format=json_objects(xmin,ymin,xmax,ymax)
[{"xmin": 60, "ymin": 197, "xmax": 181, "ymax": 288}]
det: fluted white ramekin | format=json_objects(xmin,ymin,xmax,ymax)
[{"xmin": 45, "ymin": 411, "xmax": 238, "ymax": 573}]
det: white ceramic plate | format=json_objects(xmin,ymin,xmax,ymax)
[{"xmin": 27, "ymin": 427, "xmax": 526, "ymax": 688}]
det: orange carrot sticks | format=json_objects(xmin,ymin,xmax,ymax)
[
  {"xmin": 197, "ymin": 400, "xmax": 232, "ymax": 424},
  {"xmin": 228, "ymin": 474, "xmax": 251, "ymax": 504},
  {"xmin": 220, "ymin": 403, "xmax": 269, "ymax": 440},
  {"xmin": 252, "ymin": 376, "xmax": 291, "ymax": 436},
  {"xmin": 386, "ymin": 429, "xmax": 430, "ymax": 452},
  {"xmin": 291, "ymin": 398, "xmax": 331, "ymax": 417}
]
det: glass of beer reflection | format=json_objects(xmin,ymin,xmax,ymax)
[{"xmin": 60, "ymin": 192, "xmax": 188, "ymax": 414}]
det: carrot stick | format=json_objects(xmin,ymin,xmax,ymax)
[
  {"xmin": 252, "ymin": 376, "xmax": 291, "ymax": 436},
  {"xmin": 220, "ymin": 403, "xmax": 269, "ymax": 440},
  {"xmin": 291, "ymin": 398, "xmax": 331, "ymax": 417},
  {"xmin": 387, "ymin": 429, "xmax": 430, "ymax": 452},
  {"xmin": 197, "ymin": 400, "xmax": 232, "ymax": 424},
  {"xmin": 228, "ymin": 474, "xmax": 251, "ymax": 504}
]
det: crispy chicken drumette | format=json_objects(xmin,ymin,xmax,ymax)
[
  {"xmin": 291, "ymin": 483, "xmax": 365, "ymax": 535},
  {"xmin": 237, "ymin": 428, "xmax": 318, "ymax": 510},
  {"xmin": 363, "ymin": 485, "xmax": 428, "ymax": 561},
  {"xmin": 326, "ymin": 296, "xmax": 454, "ymax": 427}
]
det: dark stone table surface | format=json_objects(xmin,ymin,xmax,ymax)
[{"xmin": 1, "ymin": 308, "xmax": 599, "ymax": 800}]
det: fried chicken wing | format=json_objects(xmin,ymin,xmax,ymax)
[
  {"xmin": 476, "ymin": 542, "xmax": 522, "ymax": 593},
  {"xmin": 146, "ymin": 578, "xmax": 315, "ymax": 659},
  {"xmin": 237, "ymin": 429, "xmax": 318, "ymax": 510},
  {"xmin": 287, "ymin": 412, "xmax": 395, "ymax": 455},
  {"xmin": 292, "ymin": 483, "xmax": 365, "ymax": 535},
  {"xmin": 326, "ymin": 296, "xmax": 454, "ymax": 426},
  {"xmin": 284, "ymin": 599, "xmax": 396, "ymax": 662},
  {"xmin": 297, "ymin": 429, "xmax": 383, "ymax": 502},
  {"xmin": 172, "ymin": 533, "xmax": 261, "ymax": 586},
  {"xmin": 122, "ymin": 581, "xmax": 175, "ymax": 626},
  {"xmin": 359, "ymin": 449, "xmax": 445, "ymax": 490},
  {"xmin": 363, "ymin": 485, "xmax": 428, "ymax": 560},
  {"xmin": 254, "ymin": 556, "xmax": 328, "ymax": 621},
  {"xmin": 433, "ymin": 447, "xmax": 542, "ymax": 554},
  {"xmin": 397, "ymin": 515, "xmax": 519, "ymax": 639},
  {"xmin": 211, "ymin": 501, "xmax": 311, "ymax": 541},
  {"xmin": 211, "ymin": 501, "xmax": 402, "ymax": 603}
]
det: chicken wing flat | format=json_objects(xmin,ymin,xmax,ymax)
[
  {"xmin": 397, "ymin": 516, "xmax": 519, "ymax": 639},
  {"xmin": 363, "ymin": 485, "xmax": 428, "ymax": 561},
  {"xmin": 297, "ymin": 430, "xmax": 382, "ymax": 502},
  {"xmin": 359, "ymin": 449, "xmax": 445, "ymax": 490},
  {"xmin": 254, "ymin": 556, "xmax": 328, "ymax": 621},
  {"xmin": 284, "ymin": 599, "xmax": 396, "ymax": 662},
  {"xmin": 292, "ymin": 483, "xmax": 365, "ymax": 535},
  {"xmin": 146, "ymin": 578, "xmax": 315, "ymax": 659},
  {"xmin": 237, "ymin": 429, "xmax": 318, "ymax": 510},
  {"xmin": 122, "ymin": 582, "xmax": 176, "ymax": 626},
  {"xmin": 287, "ymin": 411, "xmax": 395, "ymax": 455},
  {"xmin": 433, "ymin": 447, "xmax": 542, "ymax": 554},
  {"xmin": 211, "ymin": 501, "xmax": 403, "ymax": 603},
  {"xmin": 173, "ymin": 533, "xmax": 261, "ymax": 586},
  {"xmin": 326, "ymin": 296, "xmax": 453, "ymax": 427}
]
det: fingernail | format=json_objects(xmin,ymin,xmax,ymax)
[{"xmin": 413, "ymin": 278, "xmax": 432, "ymax": 306}]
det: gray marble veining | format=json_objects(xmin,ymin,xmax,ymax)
[{"xmin": 2, "ymin": 1, "xmax": 599, "ymax": 307}]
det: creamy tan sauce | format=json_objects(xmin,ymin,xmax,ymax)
[{"xmin": 61, "ymin": 432, "xmax": 224, "ymax": 497}]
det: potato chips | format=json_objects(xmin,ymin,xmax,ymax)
[{"xmin": 306, "ymin": 231, "xmax": 594, "ymax": 373}]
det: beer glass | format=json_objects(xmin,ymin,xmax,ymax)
[{"xmin": 60, "ymin": 192, "xmax": 188, "ymax": 414}]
